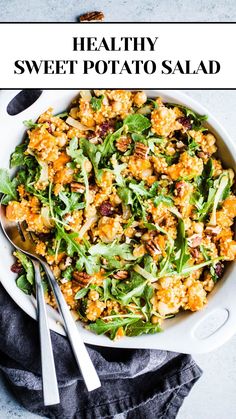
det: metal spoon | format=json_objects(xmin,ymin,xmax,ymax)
[
  {"xmin": 0, "ymin": 203, "xmax": 101, "ymax": 392},
  {"xmin": 32, "ymin": 259, "xmax": 60, "ymax": 406}
]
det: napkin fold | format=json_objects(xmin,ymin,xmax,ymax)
[{"xmin": 0, "ymin": 284, "xmax": 202, "ymax": 419}]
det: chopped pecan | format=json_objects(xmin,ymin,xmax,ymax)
[
  {"xmin": 187, "ymin": 234, "xmax": 202, "ymax": 248},
  {"xmin": 113, "ymin": 270, "xmax": 129, "ymax": 280},
  {"xmin": 99, "ymin": 201, "xmax": 113, "ymax": 217},
  {"xmin": 145, "ymin": 240, "xmax": 161, "ymax": 258},
  {"xmin": 174, "ymin": 181, "xmax": 186, "ymax": 198},
  {"xmin": 11, "ymin": 261, "xmax": 24, "ymax": 274},
  {"xmin": 205, "ymin": 225, "xmax": 222, "ymax": 236},
  {"xmin": 79, "ymin": 11, "xmax": 104, "ymax": 22},
  {"xmin": 190, "ymin": 248, "xmax": 200, "ymax": 259},
  {"xmin": 73, "ymin": 271, "xmax": 91, "ymax": 285},
  {"xmin": 197, "ymin": 151, "xmax": 209, "ymax": 161},
  {"xmin": 134, "ymin": 142, "xmax": 149, "ymax": 159},
  {"xmin": 71, "ymin": 182, "xmax": 86, "ymax": 193},
  {"xmin": 116, "ymin": 136, "xmax": 131, "ymax": 152}
]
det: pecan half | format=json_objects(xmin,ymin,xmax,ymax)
[
  {"xmin": 134, "ymin": 142, "xmax": 149, "ymax": 159},
  {"xmin": 79, "ymin": 11, "xmax": 104, "ymax": 22},
  {"xmin": 71, "ymin": 182, "xmax": 86, "ymax": 193},
  {"xmin": 116, "ymin": 136, "xmax": 131, "ymax": 152},
  {"xmin": 73, "ymin": 271, "xmax": 91, "ymax": 285},
  {"xmin": 145, "ymin": 240, "xmax": 161, "ymax": 258},
  {"xmin": 113, "ymin": 270, "xmax": 129, "ymax": 280}
]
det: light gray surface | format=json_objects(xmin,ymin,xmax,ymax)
[
  {"xmin": 0, "ymin": 1, "xmax": 236, "ymax": 418},
  {"xmin": 0, "ymin": 0, "xmax": 236, "ymax": 22},
  {"xmin": 0, "ymin": 90, "xmax": 235, "ymax": 419}
]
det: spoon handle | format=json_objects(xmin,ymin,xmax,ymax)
[
  {"xmin": 33, "ymin": 260, "xmax": 60, "ymax": 406},
  {"xmin": 41, "ymin": 261, "xmax": 101, "ymax": 392}
]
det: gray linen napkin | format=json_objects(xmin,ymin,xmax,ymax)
[{"xmin": 0, "ymin": 285, "xmax": 202, "ymax": 419}]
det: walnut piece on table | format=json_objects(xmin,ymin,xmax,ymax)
[{"xmin": 79, "ymin": 11, "xmax": 105, "ymax": 22}]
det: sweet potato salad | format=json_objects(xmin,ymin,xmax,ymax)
[{"xmin": 1, "ymin": 90, "xmax": 236, "ymax": 340}]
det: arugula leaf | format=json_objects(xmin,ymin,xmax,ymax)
[
  {"xmin": 23, "ymin": 119, "xmax": 43, "ymax": 129},
  {"xmin": 16, "ymin": 275, "xmax": 32, "ymax": 295},
  {"xmin": 118, "ymin": 278, "xmax": 148, "ymax": 306},
  {"xmin": 10, "ymin": 143, "xmax": 27, "ymax": 168},
  {"xmin": 197, "ymin": 172, "xmax": 230, "ymax": 222},
  {"xmin": 0, "ymin": 169, "xmax": 17, "ymax": 201},
  {"xmin": 181, "ymin": 258, "xmax": 222, "ymax": 275},
  {"xmin": 57, "ymin": 192, "xmax": 85, "ymax": 216},
  {"xmin": 126, "ymin": 320, "xmax": 162, "ymax": 336},
  {"xmin": 131, "ymin": 133, "xmax": 163, "ymax": 152},
  {"xmin": 117, "ymin": 186, "xmax": 133, "ymax": 206},
  {"xmin": 110, "ymin": 157, "xmax": 126, "ymax": 187},
  {"xmin": 129, "ymin": 181, "xmax": 151, "ymax": 197},
  {"xmin": 131, "ymin": 133, "xmax": 146, "ymax": 143},
  {"xmin": 98, "ymin": 127, "xmax": 124, "ymax": 159},
  {"xmin": 90, "ymin": 95, "xmax": 104, "ymax": 111},
  {"xmin": 174, "ymin": 219, "xmax": 190, "ymax": 273},
  {"xmin": 88, "ymin": 316, "xmax": 140, "ymax": 338},
  {"xmin": 55, "ymin": 224, "xmax": 100, "ymax": 274},
  {"xmin": 200, "ymin": 245, "xmax": 211, "ymax": 261},
  {"xmin": 75, "ymin": 287, "xmax": 89, "ymax": 299},
  {"xmin": 153, "ymin": 195, "xmax": 174, "ymax": 207},
  {"xmin": 187, "ymin": 137, "xmax": 200, "ymax": 156},
  {"xmin": 14, "ymin": 250, "xmax": 34, "ymax": 285},
  {"xmin": 144, "ymin": 255, "xmax": 157, "ymax": 277},
  {"xmin": 209, "ymin": 172, "xmax": 230, "ymax": 225},
  {"xmin": 79, "ymin": 137, "xmax": 103, "ymax": 183},
  {"xmin": 55, "ymin": 111, "xmax": 68, "ymax": 118},
  {"xmin": 146, "ymin": 98, "xmax": 159, "ymax": 109},
  {"xmin": 148, "ymin": 137, "xmax": 164, "ymax": 152},
  {"xmin": 67, "ymin": 138, "xmax": 90, "ymax": 206},
  {"xmin": 62, "ymin": 266, "xmax": 74, "ymax": 280},
  {"xmin": 124, "ymin": 114, "xmax": 151, "ymax": 133},
  {"xmin": 133, "ymin": 265, "xmax": 157, "ymax": 283},
  {"xmin": 89, "ymin": 242, "xmax": 137, "ymax": 261},
  {"xmin": 103, "ymin": 278, "xmax": 113, "ymax": 302}
]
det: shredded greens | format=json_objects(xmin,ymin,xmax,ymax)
[{"xmin": 2, "ymin": 91, "xmax": 235, "ymax": 341}]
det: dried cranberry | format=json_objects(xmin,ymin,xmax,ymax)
[
  {"xmin": 11, "ymin": 261, "xmax": 24, "ymax": 274},
  {"xmin": 98, "ymin": 121, "xmax": 115, "ymax": 138},
  {"xmin": 45, "ymin": 120, "xmax": 53, "ymax": 134},
  {"xmin": 177, "ymin": 116, "xmax": 192, "ymax": 130},
  {"xmin": 36, "ymin": 232, "xmax": 54, "ymax": 241},
  {"xmin": 215, "ymin": 262, "xmax": 224, "ymax": 278},
  {"xmin": 99, "ymin": 201, "xmax": 113, "ymax": 217}
]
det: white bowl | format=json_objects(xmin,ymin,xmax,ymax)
[{"xmin": 0, "ymin": 89, "xmax": 235, "ymax": 354}]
